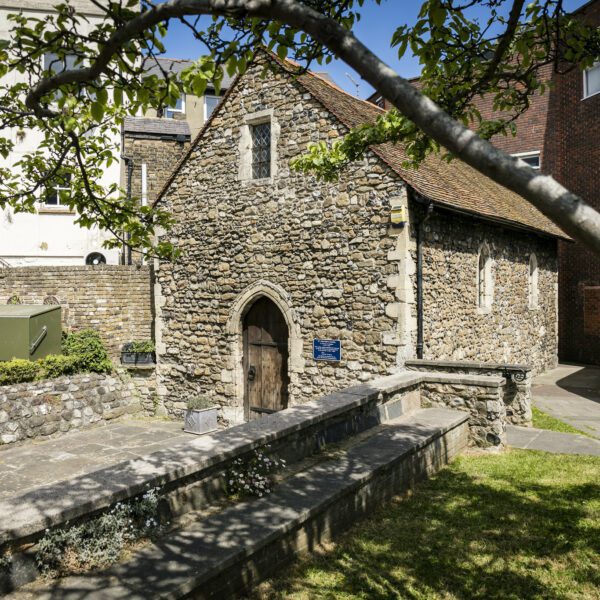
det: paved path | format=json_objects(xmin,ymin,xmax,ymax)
[
  {"xmin": 507, "ymin": 425, "xmax": 600, "ymax": 456},
  {"xmin": 532, "ymin": 363, "xmax": 600, "ymax": 438},
  {"xmin": 0, "ymin": 418, "xmax": 191, "ymax": 500}
]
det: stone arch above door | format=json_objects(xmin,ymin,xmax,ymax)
[{"xmin": 224, "ymin": 280, "xmax": 304, "ymax": 422}]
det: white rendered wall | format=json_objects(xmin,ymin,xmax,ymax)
[{"xmin": 0, "ymin": 2, "xmax": 121, "ymax": 266}]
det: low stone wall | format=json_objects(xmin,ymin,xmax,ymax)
[
  {"xmin": 419, "ymin": 380, "xmax": 505, "ymax": 447},
  {"xmin": 406, "ymin": 360, "xmax": 532, "ymax": 428},
  {"xmin": 0, "ymin": 371, "xmax": 463, "ymax": 552},
  {"xmin": 0, "ymin": 368, "xmax": 156, "ymax": 446}
]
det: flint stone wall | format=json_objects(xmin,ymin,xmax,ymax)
[
  {"xmin": 406, "ymin": 359, "xmax": 532, "ymax": 427},
  {"xmin": 0, "ymin": 266, "xmax": 153, "ymax": 358},
  {"xmin": 416, "ymin": 206, "xmax": 558, "ymax": 374},
  {"xmin": 155, "ymin": 62, "xmax": 404, "ymax": 419},
  {"xmin": 420, "ymin": 381, "xmax": 506, "ymax": 447},
  {"xmin": 0, "ymin": 369, "xmax": 156, "ymax": 446}
]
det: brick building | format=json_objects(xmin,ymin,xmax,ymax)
[
  {"xmin": 369, "ymin": 0, "xmax": 600, "ymax": 365},
  {"xmin": 120, "ymin": 59, "xmax": 235, "ymax": 258},
  {"xmin": 154, "ymin": 54, "xmax": 565, "ymax": 423}
]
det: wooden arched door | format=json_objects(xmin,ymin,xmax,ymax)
[{"xmin": 243, "ymin": 297, "xmax": 289, "ymax": 420}]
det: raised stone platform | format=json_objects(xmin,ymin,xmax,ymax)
[
  {"xmin": 1, "ymin": 368, "xmax": 509, "ymax": 595},
  {"xmin": 9, "ymin": 408, "xmax": 469, "ymax": 599}
]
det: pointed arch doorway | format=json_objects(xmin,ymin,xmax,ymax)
[{"xmin": 243, "ymin": 296, "xmax": 290, "ymax": 420}]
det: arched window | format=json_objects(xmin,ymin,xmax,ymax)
[
  {"xmin": 529, "ymin": 254, "xmax": 539, "ymax": 309},
  {"xmin": 477, "ymin": 244, "xmax": 492, "ymax": 310}
]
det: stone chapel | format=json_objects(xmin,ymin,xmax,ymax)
[{"xmin": 153, "ymin": 53, "xmax": 567, "ymax": 423}]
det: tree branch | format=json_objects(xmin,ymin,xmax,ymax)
[{"xmin": 22, "ymin": 0, "xmax": 600, "ymax": 254}]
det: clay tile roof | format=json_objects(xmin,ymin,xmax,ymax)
[
  {"xmin": 123, "ymin": 117, "xmax": 190, "ymax": 138},
  {"xmin": 297, "ymin": 70, "xmax": 567, "ymax": 239}
]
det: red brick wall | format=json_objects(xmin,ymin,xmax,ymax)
[{"xmin": 546, "ymin": 0, "xmax": 600, "ymax": 364}]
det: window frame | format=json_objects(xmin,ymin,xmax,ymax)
[
  {"xmin": 583, "ymin": 63, "xmax": 600, "ymax": 100},
  {"xmin": 512, "ymin": 151, "xmax": 541, "ymax": 170},
  {"xmin": 477, "ymin": 244, "xmax": 493, "ymax": 312},
  {"xmin": 528, "ymin": 253, "xmax": 539, "ymax": 310},
  {"xmin": 165, "ymin": 94, "xmax": 186, "ymax": 118},
  {"xmin": 204, "ymin": 94, "xmax": 220, "ymax": 120},
  {"xmin": 250, "ymin": 121, "xmax": 272, "ymax": 180},
  {"xmin": 40, "ymin": 174, "xmax": 73, "ymax": 213}
]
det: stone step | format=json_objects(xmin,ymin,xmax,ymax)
[
  {"xmin": 0, "ymin": 372, "xmax": 423, "ymax": 551},
  {"xmin": 12, "ymin": 407, "xmax": 468, "ymax": 599}
]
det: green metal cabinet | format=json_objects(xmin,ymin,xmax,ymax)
[{"xmin": 0, "ymin": 305, "xmax": 62, "ymax": 361}]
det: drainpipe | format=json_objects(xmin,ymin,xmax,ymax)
[
  {"xmin": 416, "ymin": 201, "xmax": 434, "ymax": 359},
  {"xmin": 121, "ymin": 155, "xmax": 134, "ymax": 265}
]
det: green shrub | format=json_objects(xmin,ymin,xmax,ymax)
[
  {"xmin": 123, "ymin": 340, "xmax": 155, "ymax": 353},
  {"xmin": 187, "ymin": 396, "xmax": 215, "ymax": 410},
  {"xmin": 38, "ymin": 354, "xmax": 81, "ymax": 379},
  {"xmin": 62, "ymin": 329, "xmax": 112, "ymax": 373},
  {"xmin": 0, "ymin": 359, "xmax": 40, "ymax": 386}
]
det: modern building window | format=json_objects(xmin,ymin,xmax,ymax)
[
  {"xmin": 583, "ymin": 64, "xmax": 600, "ymax": 99},
  {"xmin": 529, "ymin": 254, "xmax": 539, "ymax": 309},
  {"xmin": 251, "ymin": 122, "xmax": 271, "ymax": 179},
  {"xmin": 513, "ymin": 151, "xmax": 541, "ymax": 170},
  {"xmin": 204, "ymin": 94, "xmax": 220, "ymax": 120},
  {"xmin": 43, "ymin": 53, "xmax": 78, "ymax": 101},
  {"xmin": 478, "ymin": 245, "xmax": 493, "ymax": 310},
  {"xmin": 43, "ymin": 52, "xmax": 78, "ymax": 74},
  {"xmin": 165, "ymin": 95, "xmax": 185, "ymax": 118},
  {"xmin": 43, "ymin": 174, "xmax": 71, "ymax": 207}
]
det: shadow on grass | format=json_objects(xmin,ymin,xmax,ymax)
[{"xmin": 259, "ymin": 451, "xmax": 600, "ymax": 600}]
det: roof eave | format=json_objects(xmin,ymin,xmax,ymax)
[{"xmin": 409, "ymin": 187, "xmax": 571, "ymax": 241}]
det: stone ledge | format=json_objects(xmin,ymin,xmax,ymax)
[
  {"xmin": 406, "ymin": 359, "xmax": 532, "ymax": 372},
  {"xmin": 420, "ymin": 372, "xmax": 505, "ymax": 388}
]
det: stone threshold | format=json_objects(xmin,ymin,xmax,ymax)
[
  {"xmin": 0, "ymin": 370, "xmax": 502, "ymax": 548},
  {"xmin": 11, "ymin": 408, "xmax": 469, "ymax": 599}
]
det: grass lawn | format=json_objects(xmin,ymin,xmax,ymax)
[
  {"xmin": 257, "ymin": 450, "xmax": 600, "ymax": 600},
  {"xmin": 532, "ymin": 406, "xmax": 595, "ymax": 438}
]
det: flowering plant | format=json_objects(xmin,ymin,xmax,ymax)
[
  {"xmin": 36, "ymin": 486, "xmax": 164, "ymax": 576},
  {"xmin": 226, "ymin": 447, "xmax": 286, "ymax": 498}
]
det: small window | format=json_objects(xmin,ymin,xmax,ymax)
[
  {"xmin": 583, "ymin": 64, "xmax": 600, "ymax": 99},
  {"xmin": 43, "ymin": 173, "xmax": 71, "ymax": 207},
  {"xmin": 478, "ymin": 245, "xmax": 493, "ymax": 310},
  {"xmin": 528, "ymin": 254, "xmax": 539, "ymax": 309},
  {"xmin": 513, "ymin": 151, "xmax": 540, "ymax": 170},
  {"xmin": 204, "ymin": 94, "xmax": 220, "ymax": 120},
  {"xmin": 165, "ymin": 95, "xmax": 185, "ymax": 118},
  {"xmin": 251, "ymin": 122, "xmax": 271, "ymax": 179}
]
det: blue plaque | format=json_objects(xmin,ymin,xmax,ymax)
[{"xmin": 313, "ymin": 339, "xmax": 342, "ymax": 362}]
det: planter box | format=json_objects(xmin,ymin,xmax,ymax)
[
  {"xmin": 121, "ymin": 351, "xmax": 156, "ymax": 365},
  {"xmin": 184, "ymin": 406, "xmax": 219, "ymax": 435}
]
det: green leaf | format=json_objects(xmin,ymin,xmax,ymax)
[
  {"xmin": 113, "ymin": 87, "xmax": 123, "ymax": 107},
  {"xmin": 91, "ymin": 102, "xmax": 105, "ymax": 122}
]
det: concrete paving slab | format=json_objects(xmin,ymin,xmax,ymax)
[
  {"xmin": 507, "ymin": 425, "xmax": 600, "ymax": 456},
  {"xmin": 533, "ymin": 363, "xmax": 600, "ymax": 438},
  {"xmin": 0, "ymin": 417, "xmax": 193, "ymax": 501}
]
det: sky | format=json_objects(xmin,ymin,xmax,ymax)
[{"xmin": 162, "ymin": 0, "xmax": 592, "ymax": 99}]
